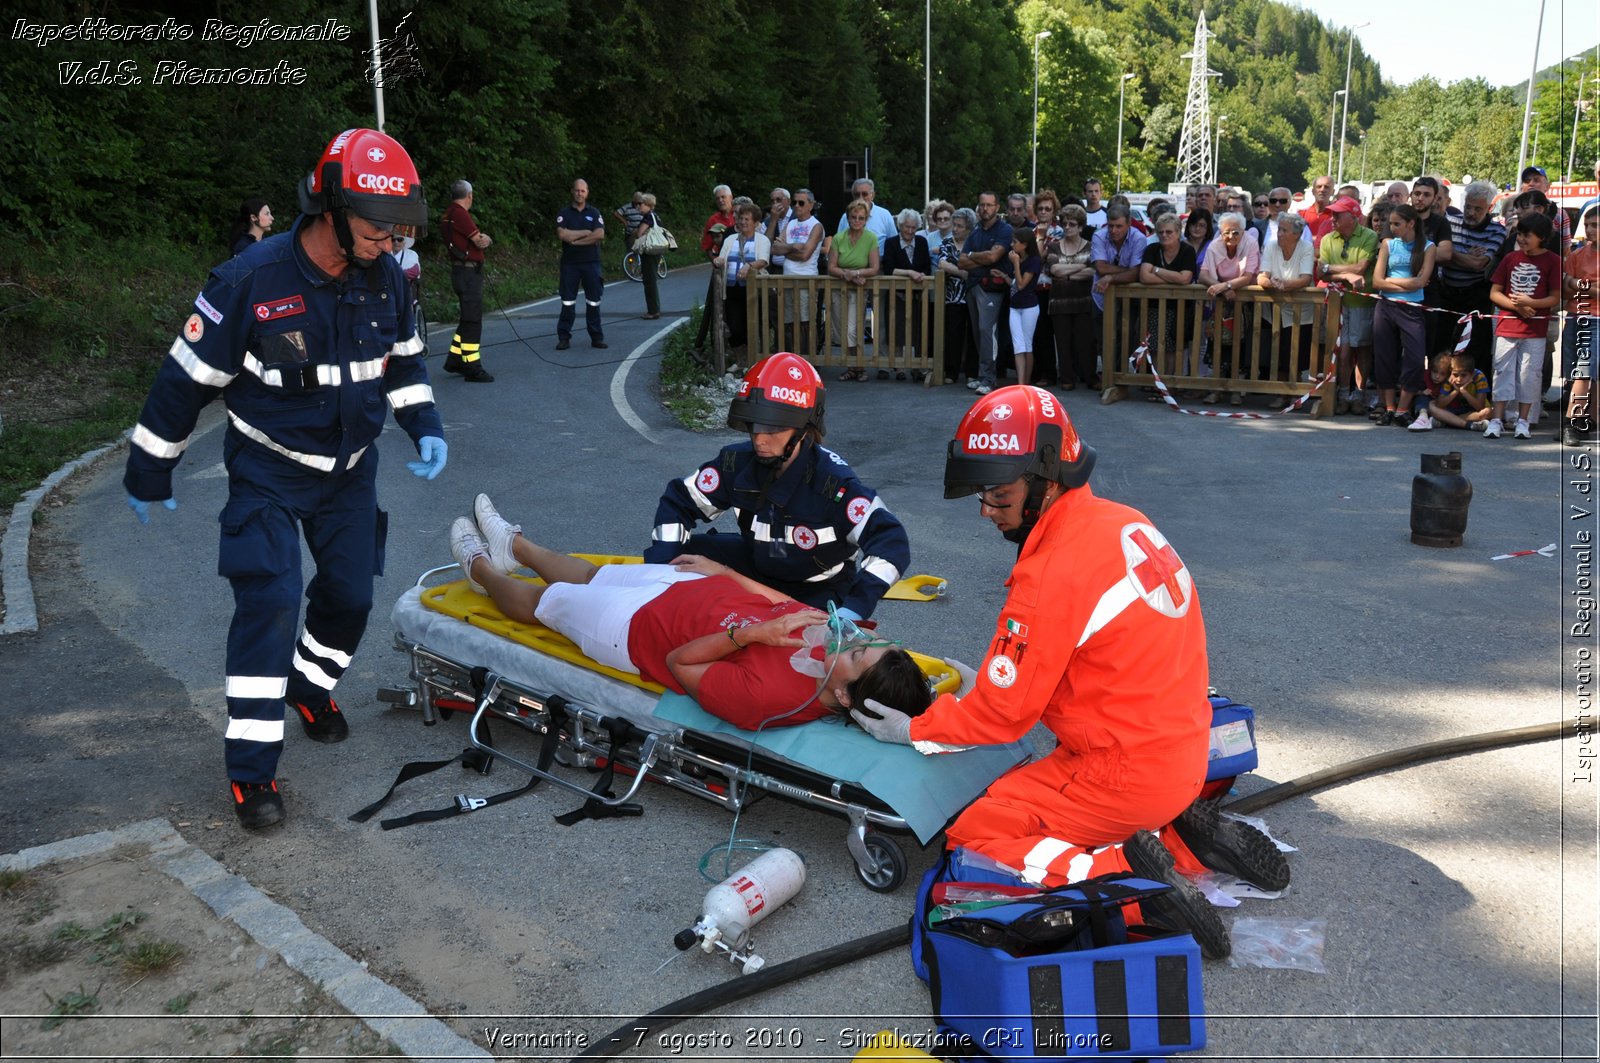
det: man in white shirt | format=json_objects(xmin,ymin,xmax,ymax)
[{"xmin": 1083, "ymin": 178, "xmax": 1108, "ymax": 231}]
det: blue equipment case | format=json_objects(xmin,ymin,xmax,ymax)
[
  {"xmin": 911, "ymin": 849, "xmax": 1206, "ymax": 1061},
  {"xmin": 1205, "ymin": 695, "xmax": 1258, "ymax": 781}
]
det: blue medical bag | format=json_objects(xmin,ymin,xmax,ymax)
[
  {"xmin": 1205, "ymin": 695, "xmax": 1258, "ymax": 781},
  {"xmin": 911, "ymin": 849, "xmax": 1206, "ymax": 1060}
]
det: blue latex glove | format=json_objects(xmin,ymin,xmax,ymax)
[
  {"xmin": 406, "ymin": 436, "xmax": 447, "ymax": 480},
  {"xmin": 127, "ymin": 494, "xmax": 178, "ymax": 524},
  {"xmin": 832, "ymin": 606, "xmax": 864, "ymax": 623}
]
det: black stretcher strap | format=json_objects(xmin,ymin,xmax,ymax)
[
  {"xmin": 553, "ymin": 715, "xmax": 645, "ymax": 824},
  {"xmin": 348, "ymin": 674, "xmax": 562, "ymax": 830}
]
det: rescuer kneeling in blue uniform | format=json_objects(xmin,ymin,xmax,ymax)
[
  {"xmin": 123, "ymin": 128, "xmax": 449, "ymax": 830},
  {"xmin": 644, "ymin": 352, "xmax": 909, "ymax": 621}
]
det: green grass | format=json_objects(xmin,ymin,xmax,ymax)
[
  {"xmin": 121, "ymin": 938, "xmax": 185, "ymax": 974},
  {"xmin": 40, "ymin": 983, "xmax": 99, "ymax": 1030},
  {"xmin": 658, "ymin": 304, "xmax": 733, "ymax": 430}
]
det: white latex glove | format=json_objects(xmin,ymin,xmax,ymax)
[
  {"xmin": 942, "ymin": 656, "xmax": 978, "ymax": 696},
  {"xmin": 850, "ymin": 698, "xmax": 913, "ymax": 745}
]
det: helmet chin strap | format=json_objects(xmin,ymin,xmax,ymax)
[
  {"xmin": 1001, "ymin": 476, "xmax": 1053, "ymax": 546},
  {"xmin": 753, "ymin": 429, "xmax": 808, "ymax": 470}
]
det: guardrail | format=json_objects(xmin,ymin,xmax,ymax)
[{"xmin": 1101, "ymin": 284, "xmax": 1338, "ymax": 414}]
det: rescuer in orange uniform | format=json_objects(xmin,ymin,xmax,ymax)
[{"xmin": 853, "ymin": 384, "xmax": 1289, "ymax": 958}]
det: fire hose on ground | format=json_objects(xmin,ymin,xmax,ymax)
[{"xmin": 570, "ymin": 716, "xmax": 1581, "ymax": 1061}]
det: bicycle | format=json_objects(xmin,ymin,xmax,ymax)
[{"xmin": 623, "ymin": 247, "xmax": 670, "ymax": 283}]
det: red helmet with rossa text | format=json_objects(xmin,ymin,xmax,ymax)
[
  {"xmin": 944, "ymin": 385, "xmax": 1094, "ymax": 498},
  {"xmin": 728, "ymin": 353, "xmax": 826, "ymax": 437},
  {"xmin": 298, "ymin": 128, "xmax": 428, "ymax": 236}
]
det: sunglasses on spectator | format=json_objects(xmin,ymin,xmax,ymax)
[
  {"xmin": 1253, "ymin": 199, "xmax": 1268, "ymax": 206},
  {"xmin": 1269, "ymin": 197, "xmax": 1289, "ymax": 204}
]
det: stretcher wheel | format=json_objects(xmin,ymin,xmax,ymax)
[{"xmin": 854, "ymin": 832, "xmax": 906, "ymax": 893}]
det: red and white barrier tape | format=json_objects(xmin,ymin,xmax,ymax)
[{"xmin": 1127, "ymin": 333, "xmax": 1338, "ymax": 420}]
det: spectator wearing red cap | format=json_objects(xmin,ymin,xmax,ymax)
[{"xmin": 1318, "ymin": 196, "xmax": 1378, "ymax": 413}]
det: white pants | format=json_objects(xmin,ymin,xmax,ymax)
[
  {"xmin": 1009, "ymin": 305, "xmax": 1040, "ymax": 354},
  {"xmin": 1492, "ymin": 336, "xmax": 1545, "ymax": 408},
  {"xmin": 534, "ymin": 564, "xmax": 703, "ymax": 673}
]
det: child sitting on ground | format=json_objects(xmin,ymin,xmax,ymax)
[{"xmin": 1410, "ymin": 352, "xmax": 1491, "ymax": 431}]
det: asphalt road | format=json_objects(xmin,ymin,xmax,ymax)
[{"xmin": 2, "ymin": 259, "xmax": 1594, "ymax": 1062}]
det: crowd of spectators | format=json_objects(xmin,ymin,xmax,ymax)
[{"xmin": 689, "ymin": 162, "xmax": 1597, "ymax": 445}]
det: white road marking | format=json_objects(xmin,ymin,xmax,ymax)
[{"xmin": 610, "ymin": 318, "xmax": 688, "ymax": 444}]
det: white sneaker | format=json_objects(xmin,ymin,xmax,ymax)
[
  {"xmin": 966, "ymin": 379, "xmax": 981, "ymax": 391},
  {"xmin": 1513, "ymin": 419, "xmax": 1532, "ymax": 439},
  {"xmin": 1407, "ymin": 412, "xmax": 1434, "ymax": 431},
  {"xmin": 1483, "ymin": 418, "xmax": 1503, "ymax": 439},
  {"xmin": 1470, "ymin": 419, "xmax": 1489, "ymax": 432},
  {"xmin": 975, "ymin": 384, "xmax": 993, "ymax": 395},
  {"xmin": 473, "ymin": 493, "xmax": 521, "ymax": 573},
  {"xmin": 450, "ymin": 517, "xmax": 490, "ymax": 594}
]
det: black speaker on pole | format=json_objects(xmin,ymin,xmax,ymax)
[{"xmin": 807, "ymin": 155, "xmax": 865, "ymax": 226}]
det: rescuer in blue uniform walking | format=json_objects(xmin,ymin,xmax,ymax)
[
  {"xmin": 643, "ymin": 352, "xmax": 909, "ymax": 621},
  {"xmin": 123, "ymin": 128, "xmax": 448, "ymax": 829}
]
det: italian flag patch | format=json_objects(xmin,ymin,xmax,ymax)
[{"xmin": 1005, "ymin": 618, "xmax": 1028, "ymax": 637}]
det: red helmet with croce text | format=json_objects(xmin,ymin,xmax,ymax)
[
  {"xmin": 297, "ymin": 128, "xmax": 428, "ymax": 236},
  {"xmin": 728, "ymin": 352, "xmax": 827, "ymax": 438},
  {"xmin": 944, "ymin": 384, "xmax": 1095, "ymax": 499}
]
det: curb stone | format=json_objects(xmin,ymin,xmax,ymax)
[{"xmin": 0, "ymin": 818, "xmax": 492, "ymax": 1062}]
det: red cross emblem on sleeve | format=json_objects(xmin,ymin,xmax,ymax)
[
  {"xmin": 696, "ymin": 468, "xmax": 720, "ymax": 494},
  {"xmin": 1121, "ymin": 523, "xmax": 1192, "ymax": 618}
]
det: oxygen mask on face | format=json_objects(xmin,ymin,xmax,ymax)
[{"xmin": 787, "ymin": 602, "xmax": 897, "ymax": 678}]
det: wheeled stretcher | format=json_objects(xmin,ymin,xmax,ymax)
[{"xmin": 383, "ymin": 562, "xmax": 1031, "ymax": 891}]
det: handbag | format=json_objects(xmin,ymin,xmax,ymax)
[
  {"xmin": 636, "ymin": 224, "xmax": 676, "ymax": 254},
  {"xmin": 911, "ymin": 848, "xmax": 1205, "ymax": 1061}
]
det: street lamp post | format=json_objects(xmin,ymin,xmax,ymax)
[
  {"xmin": 1516, "ymin": 0, "xmax": 1548, "ymax": 178},
  {"xmin": 923, "ymin": 0, "xmax": 930, "ymax": 207},
  {"xmin": 1214, "ymin": 115, "xmax": 1228, "ymax": 184},
  {"xmin": 1031, "ymin": 29, "xmax": 1052, "ymax": 192},
  {"xmin": 1327, "ymin": 90, "xmax": 1346, "ymax": 175},
  {"xmin": 1359, "ymin": 133, "xmax": 1368, "ymax": 183},
  {"xmin": 1568, "ymin": 69, "xmax": 1597, "ymax": 183},
  {"xmin": 1115, "ymin": 71, "xmax": 1135, "ymax": 194},
  {"xmin": 1337, "ymin": 22, "xmax": 1369, "ymax": 185}
]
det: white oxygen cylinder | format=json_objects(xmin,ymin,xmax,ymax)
[{"xmin": 698, "ymin": 848, "xmax": 806, "ymax": 952}]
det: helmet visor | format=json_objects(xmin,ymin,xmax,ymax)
[{"xmin": 943, "ymin": 441, "xmax": 1030, "ymax": 499}]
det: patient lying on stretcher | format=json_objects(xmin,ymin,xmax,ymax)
[{"xmin": 449, "ymin": 495, "xmax": 932, "ymax": 730}]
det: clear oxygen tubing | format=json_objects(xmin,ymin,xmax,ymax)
[
  {"xmin": 703, "ymin": 602, "xmax": 899, "ymax": 882},
  {"xmin": 571, "ymin": 715, "xmax": 1584, "ymax": 1062}
]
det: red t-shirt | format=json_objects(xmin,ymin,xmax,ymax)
[
  {"xmin": 627, "ymin": 576, "xmax": 830, "ymax": 729},
  {"xmin": 443, "ymin": 202, "xmax": 484, "ymax": 263},
  {"xmin": 1490, "ymin": 249, "xmax": 1561, "ymax": 339},
  {"xmin": 700, "ymin": 210, "xmax": 736, "ymax": 257}
]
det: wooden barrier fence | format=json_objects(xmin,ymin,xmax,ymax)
[
  {"xmin": 741, "ymin": 273, "xmax": 947, "ymax": 385},
  {"xmin": 1101, "ymin": 283, "xmax": 1338, "ymax": 414}
]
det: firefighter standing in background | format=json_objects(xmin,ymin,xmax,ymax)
[
  {"xmin": 124, "ymin": 128, "xmax": 448, "ymax": 829},
  {"xmin": 441, "ymin": 179, "xmax": 495, "ymax": 382},
  {"xmin": 644, "ymin": 352, "xmax": 909, "ymax": 621},
  {"xmin": 852, "ymin": 385, "xmax": 1289, "ymax": 959}
]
